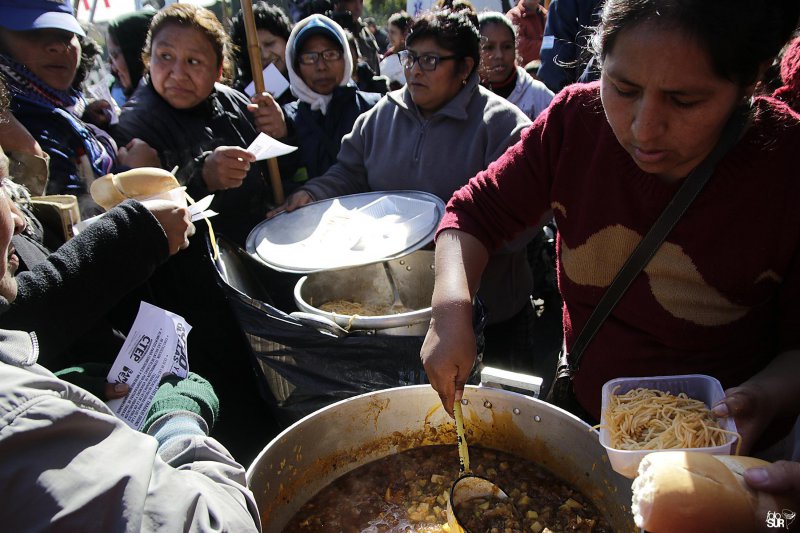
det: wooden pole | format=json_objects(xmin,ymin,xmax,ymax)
[{"xmin": 241, "ymin": 0, "xmax": 285, "ymax": 205}]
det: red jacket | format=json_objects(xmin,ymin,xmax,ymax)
[{"xmin": 506, "ymin": 0, "xmax": 547, "ymax": 66}]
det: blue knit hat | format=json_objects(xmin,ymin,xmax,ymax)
[
  {"xmin": 0, "ymin": 0, "xmax": 85, "ymax": 37},
  {"xmin": 293, "ymin": 15, "xmax": 344, "ymax": 55}
]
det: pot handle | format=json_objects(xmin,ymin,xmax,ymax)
[
  {"xmin": 479, "ymin": 366, "xmax": 543, "ymax": 398},
  {"xmin": 290, "ymin": 312, "xmax": 349, "ymax": 338}
]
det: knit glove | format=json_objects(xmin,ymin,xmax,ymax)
[
  {"xmin": 142, "ymin": 372, "xmax": 220, "ymax": 433},
  {"xmin": 55, "ymin": 362, "xmax": 114, "ymax": 399}
]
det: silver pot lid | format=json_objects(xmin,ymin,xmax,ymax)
[{"xmin": 246, "ymin": 191, "xmax": 446, "ymax": 273}]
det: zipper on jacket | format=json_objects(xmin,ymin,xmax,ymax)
[{"xmin": 413, "ymin": 121, "xmax": 429, "ymax": 162}]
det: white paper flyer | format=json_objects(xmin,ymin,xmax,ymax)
[
  {"xmin": 106, "ymin": 302, "xmax": 192, "ymax": 430},
  {"xmin": 246, "ymin": 132, "xmax": 298, "ymax": 160},
  {"xmin": 244, "ymin": 63, "xmax": 290, "ymax": 98}
]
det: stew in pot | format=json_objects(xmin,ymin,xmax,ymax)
[{"xmin": 283, "ymin": 445, "xmax": 611, "ymax": 532}]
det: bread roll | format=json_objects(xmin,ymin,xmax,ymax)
[
  {"xmin": 632, "ymin": 451, "xmax": 792, "ymax": 532},
  {"xmin": 90, "ymin": 167, "xmax": 180, "ymax": 210}
]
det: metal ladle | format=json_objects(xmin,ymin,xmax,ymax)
[
  {"xmin": 382, "ymin": 261, "xmax": 404, "ymax": 311},
  {"xmin": 446, "ymin": 400, "xmax": 522, "ymax": 532}
]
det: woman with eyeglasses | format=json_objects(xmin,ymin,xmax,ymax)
[
  {"xmin": 276, "ymin": 14, "xmax": 381, "ymax": 186},
  {"xmin": 270, "ymin": 10, "xmax": 535, "ymax": 374}
]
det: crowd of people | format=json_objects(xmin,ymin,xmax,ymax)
[{"xmin": 0, "ymin": 0, "xmax": 798, "ymax": 529}]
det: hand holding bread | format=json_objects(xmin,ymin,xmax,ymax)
[
  {"xmin": 632, "ymin": 451, "xmax": 796, "ymax": 532},
  {"xmin": 90, "ymin": 168, "xmax": 194, "ymax": 255},
  {"xmin": 139, "ymin": 198, "xmax": 195, "ymax": 255}
]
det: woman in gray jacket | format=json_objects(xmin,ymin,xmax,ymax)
[{"xmin": 271, "ymin": 9, "xmax": 535, "ymax": 371}]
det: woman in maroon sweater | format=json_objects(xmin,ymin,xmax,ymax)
[{"xmin": 422, "ymin": 0, "xmax": 800, "ymax": 497}]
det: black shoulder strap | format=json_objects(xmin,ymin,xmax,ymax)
[{"xmin": 566, "ymin": 106, "xmax": 751, "ymax": 374}]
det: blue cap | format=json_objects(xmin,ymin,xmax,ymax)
[
  {"xmin": 294, "ymin": 16, "xmax": 343, "ymax": 55},
  {"xmin": 0, "ymin": 0, "xmax": 86, "ymax": 37}
]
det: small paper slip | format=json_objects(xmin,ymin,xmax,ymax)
[
  {"xmin": 244, "ymin": 63, "xmax": 290, "ymax": 98},
  {"xmin": 247, "ymin": 132, "xmax": 298, "ymax": 160},
  {"xmin": 85, "ymin": 79, "xmax": 119, "ymax": 125},
  {"xmin": 188, "ymin": 194, "xmax": 218, "ymax": 222},
  {"xmin": 106, "ymin": 302, "xmax": 192, "ymax": 430}
]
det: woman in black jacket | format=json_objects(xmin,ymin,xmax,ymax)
[{"xmin": 114, "ymin": 3, "xmax": 276, "ymax": 245}]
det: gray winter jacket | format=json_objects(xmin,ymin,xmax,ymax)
[
  {"xmin": 301, "ymin": 73, "xmax": 534, "ymax": 323},
  {"xmin": 0, "ymin": 327, "xmax": 261, "ymax": 532},
  {"xmin": 508, "ymin": 66, "xmax": 555, "ymax": 121}
]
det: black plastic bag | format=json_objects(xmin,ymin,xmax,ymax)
[{"xmin": 208, "ymin": 235, "xmax": 484, "ymax": 427}]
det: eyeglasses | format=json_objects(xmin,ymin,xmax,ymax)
[
  {"xmin": 298, "ymin": 49, "xmax": 343, "ymax": 65},
  {"xmin": 399, "ymin": 50, "xmax": 459, "ymax": 71}
]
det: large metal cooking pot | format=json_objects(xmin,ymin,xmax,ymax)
[
  {"xmin": 247, "ymin": 384, "xmax": 636, "ymax": 532},
  {"xmin": 294, "ymin": 250, "xmax": 434, "ymax": 336}
]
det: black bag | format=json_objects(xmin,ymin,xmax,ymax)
[
  {"xmin": 544, "ymin": 108, "xmax": 750, "ymax": 421},
  {"xmin": 208, "ymin": 235, "xmax": 487, "ymax": 427}
]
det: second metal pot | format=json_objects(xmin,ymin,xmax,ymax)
[{"xmin": 293, "ymin": 250, "xmax": 434, "ymax": 336}]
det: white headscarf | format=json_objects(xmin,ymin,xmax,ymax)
[{"xmin": 285, "ymin": 14, "xmax": 353, "ymax": 115}]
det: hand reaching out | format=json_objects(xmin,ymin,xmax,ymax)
[
  {"xmin": 266, "ymin": 190, "xmax": 314, "ymax": 218},
  {"xmin": 117, "ymin": 138, "xmax": 160, "ymax": 168},
  {"xmin": 713, "ymin": 383, "xmax": 778, "ymax": 455}
]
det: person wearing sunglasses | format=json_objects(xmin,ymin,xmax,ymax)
[
  {"xmin": 277, "ymin": 14, "xmax": 381, "ymax": 188},
  {"xmin": 270, "ymin": 10, "xmax": 536, "ymax": 375}
]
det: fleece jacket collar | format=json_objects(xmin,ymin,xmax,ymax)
[{"xmin": 387, "ymin": 71, "xmax": 480, "ymax": 122}]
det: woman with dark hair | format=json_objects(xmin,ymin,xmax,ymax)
[
  {"xmin": 114, "ymin": 3, "xmax": 277, "ymax": 245},
  {"xmin": 107, "ymin": 10, "xmax": 156, "ymax": 100},
  {"xmin": 113, "ymin": 5, "xmax": 283, "ymax": 460},
  {"xmin": 230, "ymin": 1, "xmax": 293, "ymax": 103},
  {"xmin": 380, "ymin": 11, "xmax": 413, "ymax": 89},
  {"xmin": 423, "ymin": 0, "xmax": 800, "ymax": 468},
  {"xmin": 478, "ymin": 11, "xmax": 553, "ymax": 120},
  {"xmin": 272, "ymin": 10, "xmax": 534, "ymax": 371}
]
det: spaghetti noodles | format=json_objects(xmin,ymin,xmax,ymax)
[
  {"xmin": 598, "ymin": 387, "xmax": 741, "ymax": 453},
  {"xmin": 319, "ymin": 299, "xmax": 411, "ymax": 316}
]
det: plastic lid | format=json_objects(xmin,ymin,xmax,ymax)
[{"xmin": 246, "ymin": 191, "xmax": 446, "ymax": 273}]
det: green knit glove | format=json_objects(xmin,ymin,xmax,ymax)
[{"xmin": 142, "ymin": 372, "xmax": 220, "ymax": 433}]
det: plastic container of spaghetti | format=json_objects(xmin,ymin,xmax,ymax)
[{"xmin": 598, "ymin": 374, "xmax": 738, "ymax": 478}]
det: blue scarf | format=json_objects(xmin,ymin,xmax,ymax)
[{"xmin": 0, "ymin": 53, "xmax": 115, "ymax": 177}]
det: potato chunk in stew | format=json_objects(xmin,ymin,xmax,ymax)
[{"xmin": 454, "ymin": 495, "xmax": 522, "ymax": 532}]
